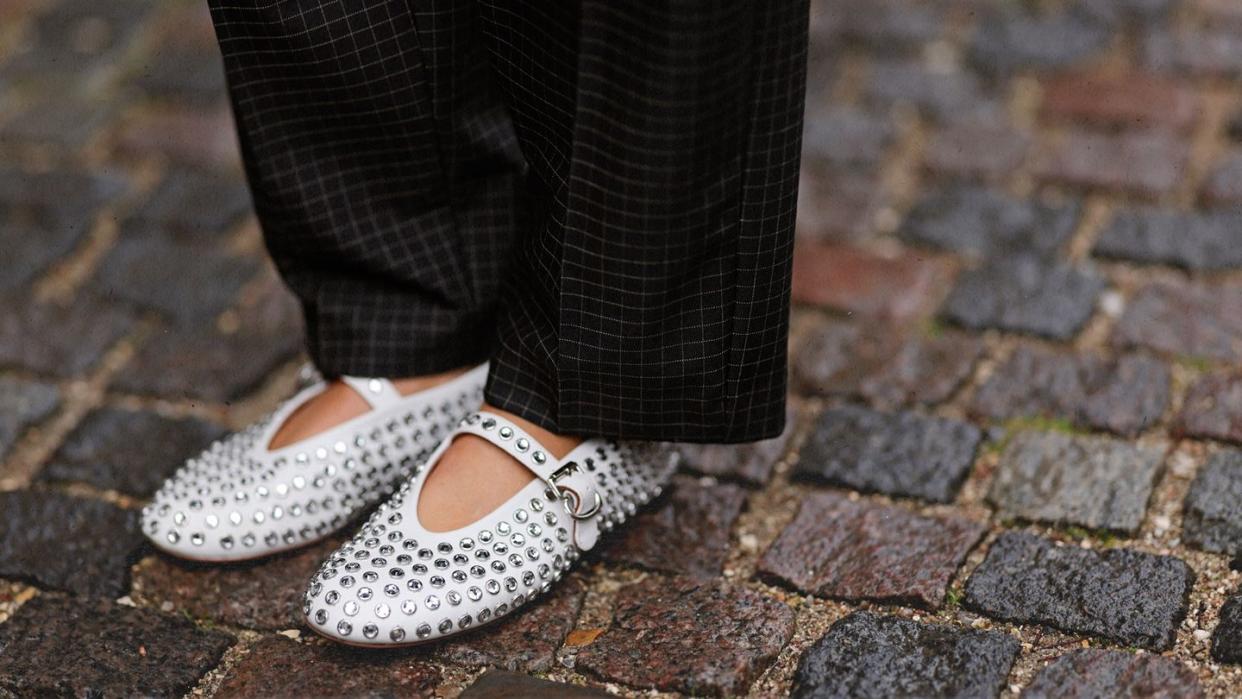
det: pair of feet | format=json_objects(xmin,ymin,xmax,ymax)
[
  {"xmin": 269, "ymin": 366, "xmax": 581, "ymax": 533},
  {"xmin": 143, "ymin": 363, "xmax": 678, "ymax": 647}
]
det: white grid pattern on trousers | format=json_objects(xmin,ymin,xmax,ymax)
[{"xmin": 208, "ymin": 0, "xmax": 809, "ymax": 443}]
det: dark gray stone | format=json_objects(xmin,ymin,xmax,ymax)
[
  {"xmin": 971, "ymin": 5, "xmax": 1113, "ymax": 76},
  {"xmin": 0, "ymin": 222, "xmax": 87, "ymax": 292},
  {"xmin": 858, "ymin": 331, "xmax": 983, "ymax": 410},
  {"xmin": 900, "ymin": 186, "xmax": 1079, "ymax": 261},
  {"xmin": 112, "ymin": 272, "xmax": 304, "ymax": 402},
  {"xmin": 40, "ymin": 408, "xmax": 226, "ymax": 497},
  {"xmin": 1145, "ymin": 27, "xmax": 1242, "ymax": 80},
  {"xmin": 795, "ymin": 405, "xmax": 982, "ymax": 503},
  {"xmin": 0, "ymin": 0, "xmax": 154, "ymax": 84},
  {"xmin": 964, "ymin": 532, "xmax": 1193, "ymax": 650},
  {"xmin": 802, "ymin": 107, "xmax": 894, "ymax": 167},
  {"xmin": 0, "ymin": 166, "xmax": 127, "ymax": 231},
  {"xmin": 132, "ymin": 169, "xmax": 253, "ymax": 237},
  {"xmin": 819, "ymin": 0, "xmax": 945, "ymax": 49},
  {"xmin": 216, "ymin": 636, "xmax": 439, "ymax": 698},
  {"xmin": 0, "ymin": 376, "xmax": 59, "ymax": 460},
  {"xmin": 1095, "ymin": 206, "xmax": 1242, "ymax": 270},
  {"xmin": 1114, "ymin": 280, "xmax": 1242, "ymax": 362},
  {"xmin": 1212, "ymin": 594, "xmax": 1242, "ymax": 664},
  {"xmin": 90, "ymin": 230, "xmax": 260, "ymax": 325},
  {"xmin": 862, "ymin": 60, "xmax": 999, "ymax": 123},
  {"xmin": 792, "ymin": 320, "xmax": 900, "ymax": 398},
  {"xmin": 758, "ymin": 492, "xmax": 985, "ymax": 608},
  {"xmin": 603, "ymin": 475, "xmax": 748, "ymax": 578},
  {"xmin": 133, "ymin": 44, "xmax": 227, "ymax": 102},
  {"xmin": 988, "ymin": 431, "xmax": 1164, "ymax": 533},
  {"xmin": 0, "ymin": 595, "xmax": 235, "ymax": 698},
  {"xmin": 460, "ymin": 671, "xmax": 611, "ymax": 699},
  {"xmin": 0, "ymin": 490, "xmax": 145, "ymax": 598},
  {"xmin": 678, "ymin": 407, "xmax": 795, "ymax": 485},
  {"xmin": 790, "ymin": 611, "xmax": 1019, "ymax": 699},
  {"xmin": 0, "ymin": 293, "xmax": 134, "ymax": 376},
  {"xmin": 576, "ymin": 576, "xmax": 794, "ymax": 697},
  {"xmin": 1184, "ymin": 450, "xmax": 1242, "ymax": 556},
  {"xmin": 1023, "ymin": 649, "xmax": 1204, "ymax": 699},
  {"xmin": 942, "ymin": 254, "xmax": 1105, "ymax": 340},
  {"xmin": 970, "ymin": 346, "xmax": 1170, "ymax": 436},
  {"xmin": 2, "ymin": 96, "xmax": 115, "ymax": 148}
]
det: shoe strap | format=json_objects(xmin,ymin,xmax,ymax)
[
  {"xmin": 340, "ymin": 376, "xmax": 405, "ymax": 410},
  {"xmin": 454, "ymin": 411, "xmax": 603, "ymax": 550}
]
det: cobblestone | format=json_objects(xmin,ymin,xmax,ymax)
[
  {"xmin": 1095, "ymin": 207, "xmax": 1242, "ymax": 271},
  {"xmin": 435, "ymin": 577, "xmax": 586, "ymax": 673},
  {"xmin": 132, "ymin": 169, "xmax": 254, "ymax": 237},
  {"xmin": 923, "ymin": 121, "xmax": 1032, "ymax": 180},
  {"xmin": 758, "ymin": 492, "xmax": 984, "ymax": 608},
  {"xmin": 1146, "ymin": 27, "xmax": 1242, "ymax": 79},
  {"xmin": 1183, "ymin": 450, "xmax": 1242, "ymax": 555},
  {"xmin": 1204, "ymin": 151, "xmax": 1242, "ymax": 205},
  {"xmin": 0, "ymin": 219, "xmax": 88, "ymax": 292},
  {"xmin": 987, "ymin": 431, "xmax": 1165, "ymax": 532},
  {"xmin": 1041, "ymin": 71, "xmax": 1199, "ymax": 131},
  {"xmin": 604, "ymin": 476, "xmax": 748, "ymax": 578},
  {"xmin": 801, "ymin": 107, "xmax": 895, "ymax": 167},
  {"xmin": 790, "ymin": 611, "xmax": 1019, "ymax": 699},
  {"xmin": 943, "ymin": 255, "xmax": 1105, "ymax": 339},
  {"xmin": 862, "ymin": 60, "xmax": 997, "ymax": 123},
  {"xmin": 133, "ymin": 539, "xmax": 341, "ymax": 631},
  {"xmin": 900, "ymin": 185, "xmax": 1080, "ymax": 261},
  {"xmin": 576, "ymin": 576, "xmax": 794, "ymax": 697},
  {"xmin": 792, "ymin": 241, "xmax": 950, "ymax": 320},
  {"xmin": 858, "ymin": 331, "xmax": 983, "ymax": 410},
  {"xmin": 1114, "ymin": 280, "xmax": 1242, "ymax": 362},
  {"xmin": 0, "ymin": 376, "xmax": 59, "ymax": 460},
  {"xmin": 1178, "ymin": 372, "xmax": 1242, "ymax": 444},
  {"xmin": 796, "ymin": 167, "xmax": 883, "ymax": 242},
  {"xmin": 970, "ymin": 345, "xmax": 1170, "ymax": 436},
  {"xmin": 1032, "ymin": 129, "xmax": 1190, "ymax": 197},
  {"xmin": 1213, "ymin": 594, "xmax": 1242, "ymax": 664},
  {"xmin": 0, "ymin": 595, "xmax": 234, "ymax": 698},
  {"xmin": 0, "ymin": 490, "xmax": 144, "ymax": 598},
  {"xmin": 970, "ymin": 5, "xmax": 1114, "ymax": 76},
  {"xmin": 0, "ymin": 293, "xmax": 134, "ymax": 376},
  {"xmin": 40, "ymin": 407, "xmax": 225, "ymax": 497},
  {"xmin": 215, "ymin": 636, "xmax": 440, "ymax": 698},
  {"xmin": 1023, "ymin": 649, "xmax": 1204, "ymax": 699},
  {"xmin": 677, "ymin": 408, "xmax": 795, "ymax": 485},
  {"xmin": 796, "ymin": 405, "xmax": 982, "ymax": 503},
  {"xmin": 964, "ymin": 532, "xmax": 1193, "ymax": 650},
  {"xmin": 459, "ymin": 671, "xmax": 611, "ymax": 698}
]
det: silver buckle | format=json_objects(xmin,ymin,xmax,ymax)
[{"xmin": 542, "ymin": 461, "xmax": 604, "ymax": 520}]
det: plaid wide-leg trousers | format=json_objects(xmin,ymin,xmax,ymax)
[{"xmin": 208, "ymin": 0, "xmax": 809, "ymax": 443}]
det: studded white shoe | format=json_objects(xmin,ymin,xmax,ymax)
[
  {"xmin": 142, "ymin": 364, "xmax": 488, "ymax": 562},
  {"xmin": 302, "ymin": 410, "xmax": 678, "ymax": 646}
]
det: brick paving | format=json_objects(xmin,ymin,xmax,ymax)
[{"xmin": 9, "ymin": 0, "xmax": 1242, "ymax": 696}]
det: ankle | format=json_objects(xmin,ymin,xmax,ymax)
[{"xmin": 481, "ymin": 402, "xmax": 582, "ymax": 459}]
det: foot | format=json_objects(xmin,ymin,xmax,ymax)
[
  {"xmin": 416, "ymin": 404, "xmax": 582, "ymax": 531},
  {"xmin": 268, "ymin": 367, "xmax": 473, "ymax": 450}
]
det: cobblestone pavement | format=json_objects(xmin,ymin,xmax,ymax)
[{"xmin": 5, "ymin": 0, "xmax": 1242, "ymax": 696}]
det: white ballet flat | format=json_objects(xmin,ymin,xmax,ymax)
[
  {"xmin": 142, "ymin": 364, "xmax": 488, "ymax": 562},
  {"xmin": 302, "ymin": 410, "xmax": 678, "ymax": 646}
]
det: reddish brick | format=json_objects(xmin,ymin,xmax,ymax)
[
  {"xmin": 1113, "ymin": 280, "xmax": 1242, "ymax": 362},
  {"xmin": 796, "ymin": 166, "xmax": 883, "ymax": 242},
  {"xmin": 924, "ymin": 121, "xmax": 1031, "ymax": 180},
  {"xmin": 1041, "ymin": 72, "xmax": 1199, "ymax": 131},
  {"xmin": 1032, "ymin": 129, "xmax": 1190, "ymax": 198},
  {"xmin": 791, "ymin": 242, "xmax": 952, "ymax": 321}
]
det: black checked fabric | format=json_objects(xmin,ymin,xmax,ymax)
[{"xmin": 209, "ymin": 0, "xmax": 808, "ymax": 443}]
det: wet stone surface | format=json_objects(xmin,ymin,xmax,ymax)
[
  {"xmin": 575, "ymin": 576, "xmax": 795, "ymax": 697},
  {"xmin": 964, "ymin": 532, "xmax": 1193, "ymax": 650},
  {"xmin": 970, "ymin": 346, "xmax": 1170, "ymax": 437},
  {"xmin": 1183, "ymin": 450, "xmax": 1242, "ymax": 556},
  {"xmin": 795, "ymin": 405, "xmax": 982, "ymax": 503},
  {"xmin": 1023, "ymin": 648, "xmax": 1204, "ymax": 699},
  {"xmin": 789, "ymin": 611, "xmax": 1020, "ymax": 699},
  {"xmin": 215, "ymin": 636, "xmax": 440, "ymax": 698},
  {"xmin": 1178, "ymin": 372, "xmax": 1242, "ymax": 444},
  {"xmin": 39, "ymin": 407, "xmax": 225, "ymax": 497},
  {"xmin": 900, "ymin": 185, "xmax": 1079, "ymax": 261},
  {"xmin": 0, "ymin": 376, "xmax": 59, "ymax": 460},
  {"xmin": 435, "ymin": 577, "xmax": 587, "ymax": 673},
  {"xmin": 112, "ymin": 273, "xmax": 305, "ymax": 401},
  {"xmin": 0, "ymin": 594, "xmax": 235, "ymax": 698},
  {"xmin": 0, "ymin": 293, "xmax": 134, "ymax": 376},
  {"xmin": 1095, "ymin": 206, "xmax": 1242, "ymax": 270},
  {"xmin": 459, "ymin": 671, "xmax": 612, "ymax": 699},
  {"xmin": 90, "ymin": 231, "xmax": 261, "ymax": 325},
  {"xmin": 758, "ymin": 492, "xmax": 985, "ymax": 608},
  {"xmin": 677, "ymin": 408, "xmax": 795, "ymax": 485},
  {"xmin": 133, "ymin": 538, "xmax": 342, "ymax": 631},
  {"xmin": 1212, "ymin": 594, "xmax": 1242, "ymax": 664},
  {"xmin": 1114, "ymin": 280, "xmax": 1242, "ymax": 362},
  {"xmin": 603, "ymin": 476, "xmax": 748, "ymax": 578},
  {"xmin": 0, "ymin": 490, "xmax": 145, "ymax": 598},
  {"xmin": 988, "ymin": 431, "xmax": 1164, "ymax": 533},
  {"xmin": 942, "ymin": 255, "xmax": 1105, "ymax": 340}
]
